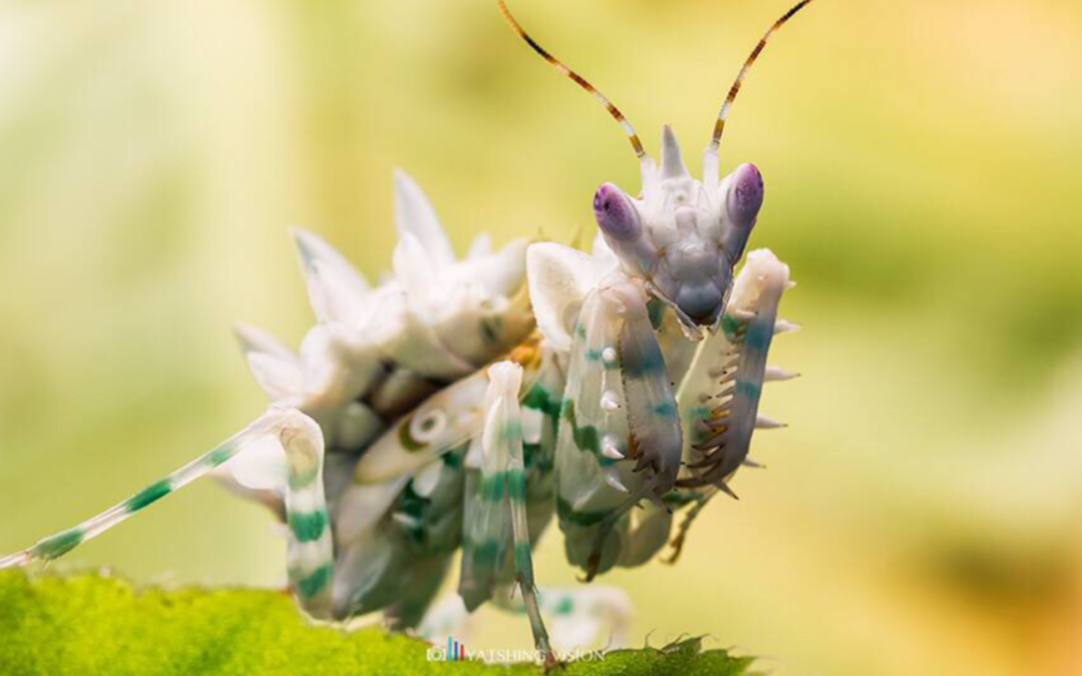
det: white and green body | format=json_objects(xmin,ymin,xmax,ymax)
[
  {"xmin": 0, "ymin": 0, "xmax": 817, "ymax": 660},
  {"xmin": 0, "ymin": 159, "xmax": 796, "ymax": 656}
]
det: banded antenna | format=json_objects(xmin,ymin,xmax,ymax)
[
  {"xmin": 711, "ymin": 0, "xmax": 817, "ymax": 152},
  {"xmin": 497, "ymin": 0, "xmax": 647, "ymax": 161}
]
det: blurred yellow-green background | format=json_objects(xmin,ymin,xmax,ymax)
[{"xmin": 2, "ymin": 0, "xmax": 1081, "ymax": 674}]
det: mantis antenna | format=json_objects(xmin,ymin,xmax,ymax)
[
  {"xmin": 497, "ymin": 0, "xmax": 648, "ymax": 161},
  {"xmin": 711, "ymin": 0, "xmax": 817, "ymax": 152}
]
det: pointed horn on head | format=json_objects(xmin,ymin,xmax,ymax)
[{"xmin": 659, "ymin": 124, "xmax": 690, "ymax": 180}]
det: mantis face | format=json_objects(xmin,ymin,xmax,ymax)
[{"xmin": 593, "ymin": 126, "xmax": 764, "ymax": 335}]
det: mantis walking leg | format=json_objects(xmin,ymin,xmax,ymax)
[{"xmin": 459, "ymin": 361, "xmax": 555, "ymax": 665}]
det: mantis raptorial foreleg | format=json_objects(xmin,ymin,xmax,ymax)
[
  {"xmin": 661, "ymin": 250, "xmax": 797, "ymax": 558},
  {"xmin": 612, "ymin": 279, "xmax": 684, "ymax": 498},
  {"xmin": 676, "ymin": 250, "xmax": 795, "ymax": 490},
  {"xmin": 554, "ymin": 272, "xmax": 683, "ymax": 578}
]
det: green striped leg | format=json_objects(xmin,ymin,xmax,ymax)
[
  {"xmin": 0, "ymin": 410, "xmax": 285, "ymax": 570},
  {"xmin": 491, "ymin": 584, "xmax": 632, "ymax": 650},
  {"xmin": 459, "ymin": 361, "xmax": 555, "ymax": 666},
  {"xmin": 278, "ymin": 409, "xmax": 335, "ymax": 619}
]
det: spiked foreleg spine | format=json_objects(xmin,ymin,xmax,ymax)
[
  {"xmin": 612, "ymin": 279, "xmax": 684, "ymax": 499},
  {"xmin": 674, "ymin": 250, "xmax": 795, "ymax": 491},
  {"xmin": 550, "ymin": 272, "xmax": 684, "ymax": 580}
]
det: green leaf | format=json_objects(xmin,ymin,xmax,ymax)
[{"xmin": 0, "ymin": 571, "xmax": 757, "ymax": 676}]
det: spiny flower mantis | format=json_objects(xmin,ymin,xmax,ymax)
[{"xmin": 1, "ymin": 0, "xmax": 814, "ymax": 666}]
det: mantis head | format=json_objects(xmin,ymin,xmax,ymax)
[
  {"xmin": 499, "ymin": 0, "xmax": 813, "ymax": 336},
  {"xmin": 593, "ymin": 126, "xmax": 763, "ymax": 334}
]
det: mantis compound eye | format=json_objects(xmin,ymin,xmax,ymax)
[
  {"xmin": 593, "ymin": 183, "xmax": 642, "ymax": 242},
  {"xmin": 727, "ymin": 163, "xmax": 764, "ymax": 229},
  {"xmin": 718, "ymin": 162, "xmax": 764, "ymax": 268}
]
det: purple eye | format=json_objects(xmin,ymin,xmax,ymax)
[
  {"xmin": 728, "ymin": 163, "xmax": 764, "ymax": 227},
  {"xmin": 593, "ymin": 183, "xmax": 641, "ymax": 242}
]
